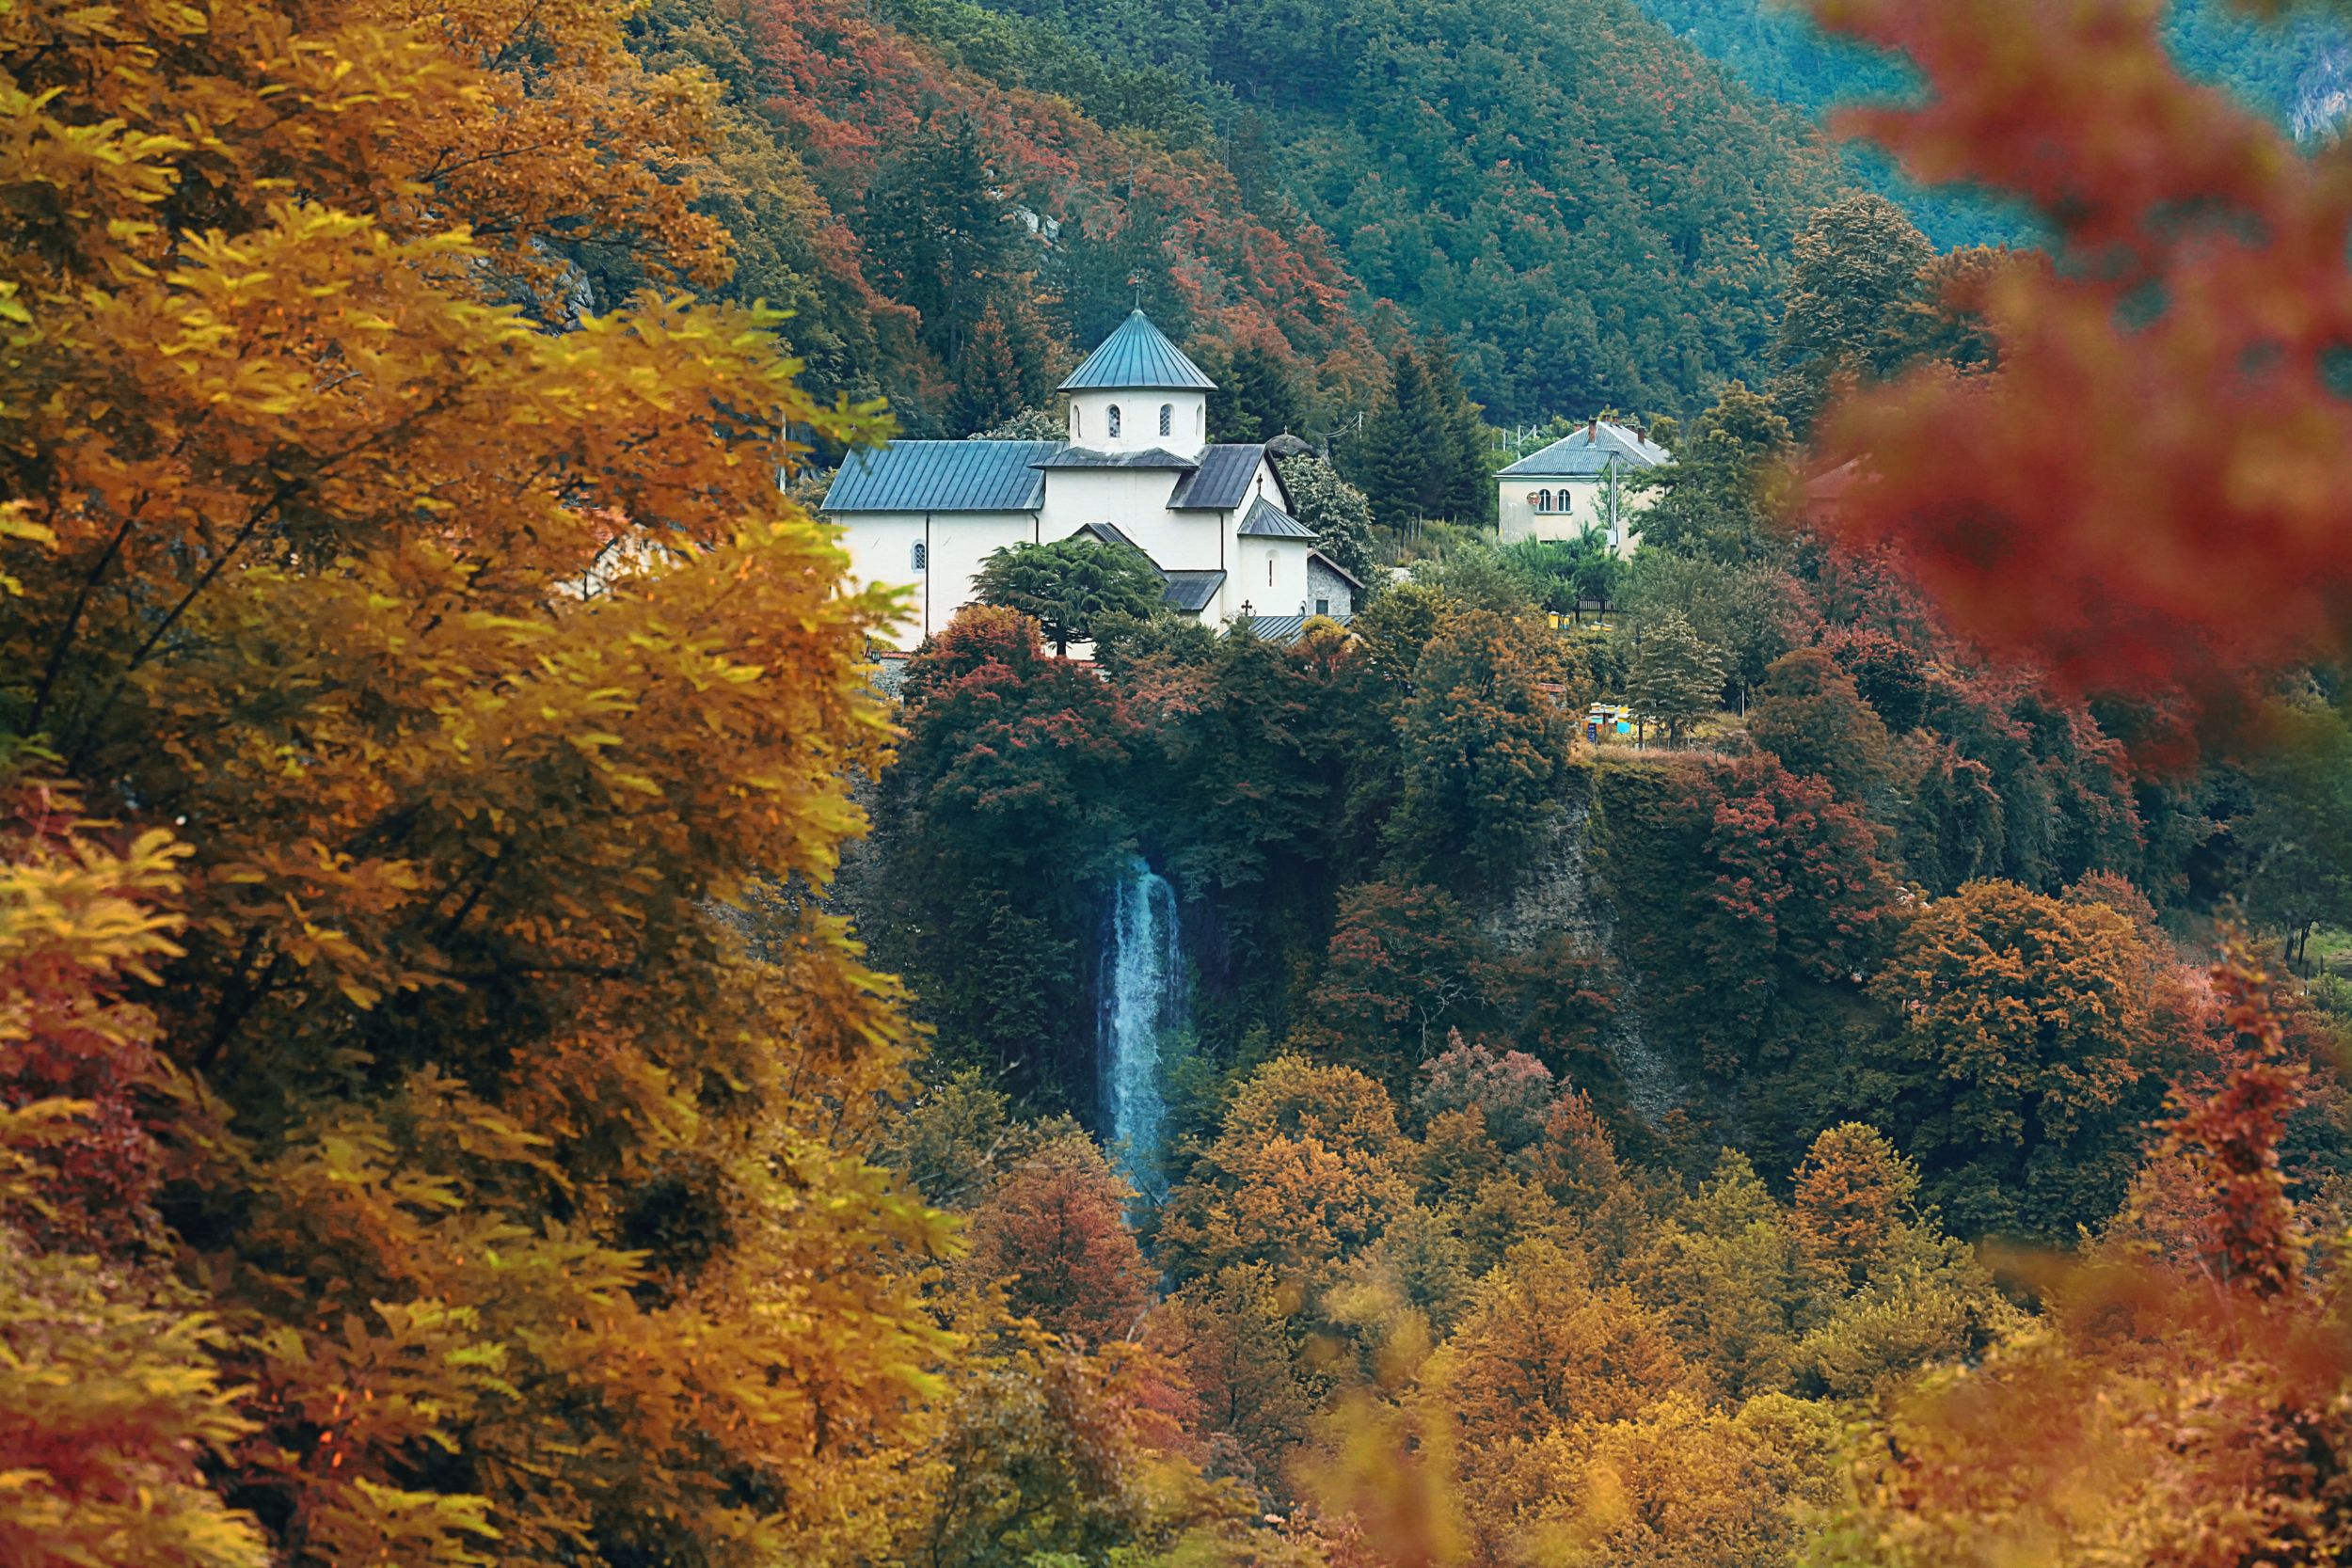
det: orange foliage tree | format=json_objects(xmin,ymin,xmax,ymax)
[{"xmin": 0, "ymin": 0, "xmax": 961, "ymax": 1559}]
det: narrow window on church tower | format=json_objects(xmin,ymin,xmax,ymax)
[
  {"xmin": 1071, "ymin": 404, "xmax": 1081, "ymax": 437},
  {"xmin": 1108, "ymin": 404, "xmax": 1121, "ymax": 437},
  {"xmin": 1267, "ymin": 554, "xmax": 1276, "ymax": 586},
  {"xmin": 911, "ymin": 540, "xmax": 927, "ymax": 573},
  {"xmin": 1159, "ymin": 404, "xmax": 1172, "ymax": 436}
]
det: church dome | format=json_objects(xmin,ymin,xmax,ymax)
[{"xmin": 1058, "ymin": 309, "xmax": 1217, "ymax": 391}]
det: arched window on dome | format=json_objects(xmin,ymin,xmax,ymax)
[
  {"xmin": 1107, "ymin": 404, "xmax": 1122, "ymax": 437},
  {"xmin": 1159, "ymin": 403, "xmax": 1173, "ymax": 436},
  {"xmin": 911, "ymin": 540, "xmax": 927, "ymax": 573}
]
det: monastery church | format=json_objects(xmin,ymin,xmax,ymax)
[{"xmin": 826, "ymin": 310, "xmax": 1363, "ymax": 651}]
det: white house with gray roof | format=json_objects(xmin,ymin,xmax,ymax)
[
  {"xmin": 825, "ymin": 310, "xmax": 1360, "ymax": 650},
  {"xmin": 1496, "ymin": 419, "xmax": 1671, "ymax": 556}
]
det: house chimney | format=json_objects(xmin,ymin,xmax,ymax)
[{"xmin": 1586, "ymin": 418, "xmax": 1598, "ymax": 443}]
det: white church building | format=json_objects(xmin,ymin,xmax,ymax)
[
  {"xmin": 826, "ymin": 310, "xmax": 1362, "ymax": 651},
  {"xmin": 1495, "ymin": 419, "xmax": 1671, "ymax": 556}
]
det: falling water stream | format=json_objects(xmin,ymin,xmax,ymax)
[{"xmin": 1099, "ymin": 854, "xmax": 1185, "ymax": 1198}]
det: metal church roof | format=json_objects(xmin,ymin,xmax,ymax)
[
  {"xmin": 1238, "ymin": 611, "xmax": 1352, "ymax": 644},
  {"xmin": 1167, "ymin": 444, "xmax": 1266, "ymax": 509},
  {"xmin": 1497, "ymin": 420, "xmax": 1672, "ymax": 480},
  {"xmin": 1036, "ymin": 446, "xmax": 1199, "ymax": 470},
  {"xmin": 823, "ymin": 440, "xmax": 1058, "ymax": 513},
  {"xmin": 1235, "ymin": 496, "xmax": 1315, "ymax": 539},
  {"xmin": 1162, "ymin": 570, "xmax": 1226, "ymax": 614},
  {"xmin": 1058, "ymin": 310, "xmax": 1218, "ymax": 391}
]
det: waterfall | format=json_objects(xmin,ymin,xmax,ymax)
[{"xmin": 1099, "ymin": 855, "xmax": 1184, "ymax": 1198}]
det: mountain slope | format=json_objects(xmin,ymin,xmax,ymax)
[{"xmin": 903, "ymin": 0, "xmax": 1849, "ymax": 420}]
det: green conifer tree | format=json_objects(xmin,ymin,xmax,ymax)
[{"xmin": 1219, "ymin": 343, "xmax": 1308, "ymax": 443}]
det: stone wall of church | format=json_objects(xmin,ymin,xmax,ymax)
[{"xmin": 1307, "ymin": 556, "xmax": 1358, "ymax": 620}]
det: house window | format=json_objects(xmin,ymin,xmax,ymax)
[
  {"xmin": 1537, "ymin": 489, "xmax": 1553, "ymax": 512},
  {"xmin": 1314, "ymin": 597, "xmax": 1329, "ymax": 616},
  {"xmin": 911, "ymin": 540, "xmax": 927, "ymax": 572},
  {"xmin": 1108, "ymin": 404, "xmax": 1122, "ymax": 437},
  {"xmin": 1159, "ymin": 403, "xmax": 1173, "ymax": 436}
]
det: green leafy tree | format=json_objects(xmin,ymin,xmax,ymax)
[
  {"xmin": 1277, "ymin": 455, "xmax": 1380, "ymax": 586},
  {"xmin": 1773, "ymin": 193, "xmax": 1938, "ymax": 432},
  {"xmin": 1629, "ymin": 611, "xmax": 1724, "ymax": 746},
  {"xmin": 1390, "ymin": 609, "xmax": 1576, "ymax": 884},
  {"xmin": 1632, "ymin": 383, "xmax": 1796, "ymax": 562},
  {"xmin": 1748, "ymin": 646, "xmax": 1896, "ymax": 803},
  {"xmin": 1621, "ymin": 550, "xmax": 1805, "ymax": 712},
  {"xmin": 876, "ymin": 607, "xmax": 1140, "ymax": 1095},
  {"xmin": 974, "ymin": 538, "xmax": 1167, "ymax": 657},
  {"xmin": 2233, "ymin": 691, "xmax": 2352, "ymax": 971}
]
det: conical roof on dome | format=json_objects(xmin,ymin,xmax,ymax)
[{"xmin": 1058, "ymin": 309, "xmax": 1217, "ymax": 391}]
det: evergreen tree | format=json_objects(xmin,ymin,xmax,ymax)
[
  {"xmin": 1422, "ymin": 337, "xmax": 1497, "ymax": 529},
  {"xmin": 1631, "ymin": 383, "xmax": 1796, "ymax": 562},
  {"xmin": 948, "ymin": 302, "xmax": 1027, "ymax": 435},
  {"xmin": 861, "ymin": 117, "xmax": 1020, "ymax": 363},
  {"xmin": 1218, "ymin": 342, "xmax": 1308, "ymax": 443},
  {"xmin": 1630, "ymin": 611, "xmax": 1725, "ymax": 746},
  {"xmin": 1352, "ymin": 345, "xmax": 1445, "ymax": 528}
]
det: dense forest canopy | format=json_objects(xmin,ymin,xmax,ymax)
[{"xmin": 12, "ymin": 0, "xmax": 2352, "ymax": 1563}]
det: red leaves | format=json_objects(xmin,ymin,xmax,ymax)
[
  {"xmin": 2157, "ymin": 940, "xmax": 2310, "ymax": 1297},
  {"xmin": 1809, "ymin": 0, "xmax": 2352, "ymax": 711}
]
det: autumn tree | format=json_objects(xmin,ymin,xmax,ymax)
[
  {"xmin": 974, "ymin": 537, "xmax": 1168, "ymax": 657},
  {"xmin": 962, "ymin": 1133, "xmax": 1154, "ymax": 1344},
  {"xmin": 1790, "ymin": 1122, "xmax": 1922, "ymax": 1288},
  {"xmin": 1414, "ymin": 1036, "xmax": 1558, "ymax": 1151},
  {"xmin": 1860, "ymin": 879, "xmax": 2177, "ymax": 1241},
  {"xmin": 1157, "ymin": 1057, "xmax": 1417, "ymax": 1286},
  {"xmin": 1432, "ymin": 1238, "xmax": 1695, "ymax": 1446},
  {"xmin": 1295, "ymin": 882, "xmax": 1493, "ymax": 1083},
  {"xmin": 0, "ymin": 0, "xmax": 958, "ymax": 1555}
]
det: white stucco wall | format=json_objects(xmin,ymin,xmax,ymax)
[
  {"xmin": 1039, "ymin": 469, "xmax": 1228, "ymax": 574},
  {"xmin": 1067, "ymin": 390, "xmax": 1208, "ymax": 457},
  {"xmin": 1496, "ymin": 473, "xmax": 1651, "ymax": 555},
  {"xmin": 835, "ymin": 509, "xmax": 1040, "ymax": 650}
]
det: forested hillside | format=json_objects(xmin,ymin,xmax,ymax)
[{"xmin": 897, "ymin": 0, "xmax": 1848, "ymax": 420}]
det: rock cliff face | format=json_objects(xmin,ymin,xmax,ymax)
[
  {"xmin": 2295, "ymin": 40, "xmax": 2352, "ymax": 143},
  {"xmin": 1482, "ymin": 783, "xmax": 1687, "ymax": 1130}
]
